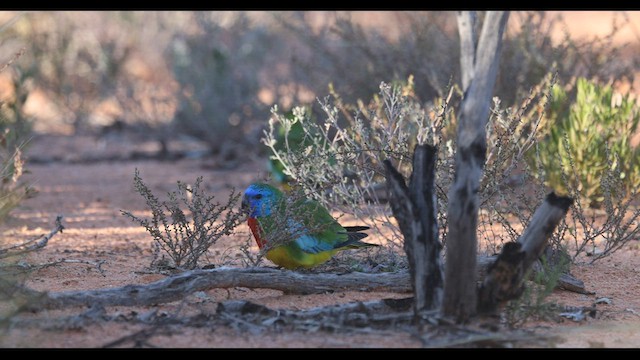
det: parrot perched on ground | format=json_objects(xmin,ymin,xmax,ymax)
[{"xmin": 241, "ymin": 182, "xmax": 377, "ymax": 269}]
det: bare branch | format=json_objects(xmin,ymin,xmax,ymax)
[
  {"xmin": 25, "ymin": 268, "xmax": 412, "ymax": 310},
  {"xmin": 0, "ymin": 258, "xmax": 107, "ymax": 277},
  {"xmin": 457, "ymin": 11, "xmax": 477, "ymax": 91},
  {"xmin": 384, "ymin": 145, "xmax": 443, "ymax": 315},
  {"xmin": 443, "ymin": 11, "xmax": 510, "ymax": 323},
  {"xmin": 478, "ymin": 193, "xmax": 574, "ymax": 314},
  {"xmin": 0, "ymin": 48, "xmax": 25, "ymax": 75},
  {"xmin": 5, "ymin": 259, "xmax": 585, "ymax": 313},
  {"xmin": 0, "ymin": 215, "xmax": 64, "ymax": 259}
]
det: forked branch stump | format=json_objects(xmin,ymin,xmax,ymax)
[
  {"xmin": 384, "ymin": 144, "xmax": 443, "ymax": 315},
  {"xmin": 477, "ymin": 193, "xmax": 573, "ymax": 314}
]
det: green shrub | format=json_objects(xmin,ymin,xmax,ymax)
[{"xmin": 530, "ymin": 77, "xmax": 640, "ymax": 208}]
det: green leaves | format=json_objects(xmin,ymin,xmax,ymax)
[{"xmin": 530, "ymin": 77, "xmax": 640, "ymax": 208}]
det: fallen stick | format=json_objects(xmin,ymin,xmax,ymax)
[
  {"xmin": 14, "ymin": 257, "xmax": 589, "ymax": 311},
  {"xmin": 27, "ymin": 267, "xmax": 411, "ymax": 310},
  {"xmin": 0, "ymin": 215, "xmax": 64, "ymax": 259}
]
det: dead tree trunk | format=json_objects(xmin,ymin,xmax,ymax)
[
  {"xmin": 384, "ymin": 144, "xmax": 443, "ymax": 316},
  {"xmin": 457, "ymin": 11, "xmax": 477, "ymax": 91},
  {"xmin": 442, "ymin": 11, "xmax": 510, "ymax": 323},
  {"xmin": 477, "ymin": 193, "xmax": 573, "ymax": 314}
]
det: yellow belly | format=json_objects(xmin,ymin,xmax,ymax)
[{"xmin": 266, "ymin": 246, "xmax": 336, "ymax": 269}]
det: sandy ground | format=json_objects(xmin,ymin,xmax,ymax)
[{"xmin": 0, "ymin": 133, "xmax": 638, "ymax": 348}]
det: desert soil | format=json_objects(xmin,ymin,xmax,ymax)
[{"xmin": 0, "ymin": 132, "xmax": 639, "ymax": 348}]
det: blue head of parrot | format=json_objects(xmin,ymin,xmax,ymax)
[{"xmin": 242, "ymin": 183, "xmax": 281, "ymax": 218}]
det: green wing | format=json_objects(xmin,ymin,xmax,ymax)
[
  {"xmin": 258, "ymin": 190, "xmax": 373, "ymax": 255},
  {"xmin": 292, "ymin": 198, "xmax": 372, "ymax": 252},
  {"xmin": 297, "ymin": 199, "xmax": 345, "ymax": 241}
]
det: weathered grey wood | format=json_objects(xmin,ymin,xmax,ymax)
[
  {"xmin": 477, "ymin": 193, "xmax": 573, "ymax": 314},
  {"xmin": 26, "ymin": 267, "xmax": 412, "ymax": 310},
  {"xmin": 457, "ymin": 11, "xmax": 477, "ymax": 92},
  {"xmin": 218, "ymin": 297, "xmax": 415, "ymax": 321},
  {"xmin": 518, "ymin": 193, "xmax": 574, "ymax": 270},
  {"xmin": 556, "ymin": 273, "xmax": 591, "ymax": 294},
  {"xmin": 456, "ymin": 11, "xmax": 510, "ymax": 151},
  {"xmin": 384, "ymin": 145, "xmax": 443, "ymax": 315},
  {"xmin": 7, "ymin": 254, "xmax": 586, "ymax": 312},
  {"xmin": 0, "ymin": 216, "xmax": 64, "ymax": 259},
  {"xmin": 443, "ymin": 11, "xmax": 510, "ymax": 323}
]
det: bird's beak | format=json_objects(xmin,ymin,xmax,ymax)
[{"xmin": 241, "ymin": 197, "xmax": 249, "ymax": 213}]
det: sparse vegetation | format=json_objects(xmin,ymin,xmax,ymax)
[
  {"xmin": 264, "ymin": 80, "xmax": 443, "ymax": 252},
  {"xmin": 2, "ymin": 11, "xmax": 635, "ymax": 152},
  {"xmin": 0, "ymin": 121, "xmax": 31, "ymax": 222},
  {"xmin": 0, "ymin": 48, "xmax": 34, "ymax": 222},
  {"xmin": 121, "ymin": 169, "xmax": 243, "ymax": 270},
  {"xmin": 0, "ymin": 22, "xmax": 36, "ymax": 339},
  {"xmin": 264, "ymin": 78, "xmax": 551, "ymax": 256},
  {"xmin": 168, "ymin": 12, "xmax": 281, "ymax": 155},
  {"xmin": 503, "ymin": 255, "xmax": 566, "ymax": 327},
  {"xmin": 269, "ymin": 73, "xmax": 640, "ymax": 268}
]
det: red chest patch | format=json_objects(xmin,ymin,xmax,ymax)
[{"xmin": 248, "ymin": 218, "xmax": 267, "ymax": 249}]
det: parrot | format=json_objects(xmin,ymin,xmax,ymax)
[{"xmin": 241, "ymin": 182, "xmax": 377, "ymax": 269}]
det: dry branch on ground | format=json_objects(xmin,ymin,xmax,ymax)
[
  {"xmin": 6, "ymin": 259, "xmax": 588, "ymax": 312},
  {"xmin": 0, "ymin": 216, "xmax": 64, "ymax": 260}
]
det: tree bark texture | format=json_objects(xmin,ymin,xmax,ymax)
[
  {"xmin": 5, "ymin": 257, "xmax": 587, "ymax": 313},
  {"xmin": 457, "ymin": 11, "xmax": 477, "ymax": 92},
  {"xmin": 384, "ymin": 144, "xmax": 443, "ymax": 315},
  {"xmin": 477, "ymin": 193, "xmax": 574, "ymax": 314},
  {"xmin": 443, "ymin": 11, "xmax": 510, "ymax": 323},
  {"xmin": 23, "ymin": 268, "xmax": 411, "ymax": 310}
]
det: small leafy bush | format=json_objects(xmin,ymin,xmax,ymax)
[
  {"xmin": 121, "ymin": 169, "xmax": 243, "ymax": 270},
  {"xmin": 530, "ymin": 77, "xmax": 640, "ymax": 208}
]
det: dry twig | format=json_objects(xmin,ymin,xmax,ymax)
[{"xmin": 0, "ymin": 215, "xmax": 64, "ymax": 260}]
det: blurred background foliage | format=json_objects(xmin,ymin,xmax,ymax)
[{"xmin": 0, "ymin": 11, "xmax": 636, "ymax": 159}]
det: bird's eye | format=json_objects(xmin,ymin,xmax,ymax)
[{"xmin": 254, "ymin": 194, "xmax": 263, "ymax": 200}]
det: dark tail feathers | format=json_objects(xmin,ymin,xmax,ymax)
[
  {"xmin": 335, "ymin": 226, "xmax": 378, "ymax": 249},
  {"xmin": 343, "ymin": 226, "xmax": 370, "ymax": 232}
]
